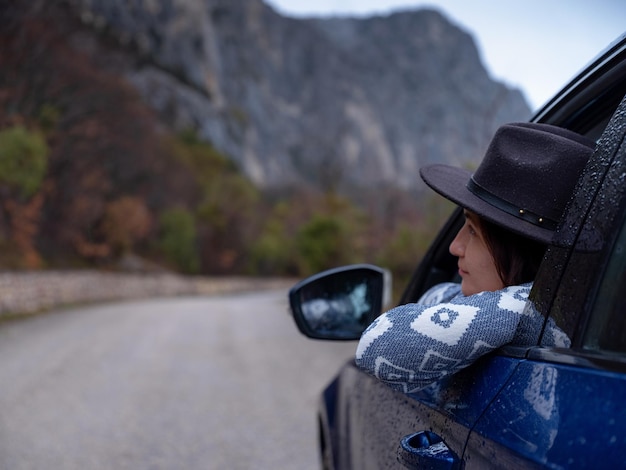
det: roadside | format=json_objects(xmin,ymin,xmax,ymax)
[{"xmin": 0, "ymin": 270, "xmax": 296, "ymax": 317}]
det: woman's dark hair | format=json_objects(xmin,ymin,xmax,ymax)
[{"xmin": 478, "ymin": 217, "xmax": 547, "ymax": 286}]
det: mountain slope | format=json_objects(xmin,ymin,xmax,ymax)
[
  {"xmin": 75, "ymin": 0, "xmax": 531, "ymax": 192},
  {"xmin": 73, "ymin": 0, "xmax": 530, "ymax": 192}
]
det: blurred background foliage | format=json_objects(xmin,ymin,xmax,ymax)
[{"xmin": 0, "ymin": 1, "xmax": 454, "ymax": 301}]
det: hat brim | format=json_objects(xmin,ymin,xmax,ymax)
[{"xmin": 420, "ymin": 164, "xmax": 555, "ymax": 244}]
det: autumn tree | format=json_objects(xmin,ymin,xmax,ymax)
[
  {"xmin": 100, "ymin": 196, "xmax": 152, "ymax": 256},
  {"xmin": 0, "ymin": 126, "xmax": 48, "ymax": 268},
  {"xmin": 158, "ymin": 208, "xmax": 199, "ymax": 274},
  {"xmin": 166, "ymin": 130, "xmax": 263, "ymax": 274},
  {"xmin": 0, "ymin": 1, "xmax": 186, "ymax": 267}
]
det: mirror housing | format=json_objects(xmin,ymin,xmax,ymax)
[{"xmin": 289, "ymin": 264, "xmax": 391, "ymax": 340}]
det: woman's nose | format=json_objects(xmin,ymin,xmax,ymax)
[{"xmin": 449, "ymin": 228, "xmax": 465, "ymax": 257}]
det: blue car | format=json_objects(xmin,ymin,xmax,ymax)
[{"xmin": 289, "ymin": 33, "xmax": 626, "ymax": 469}]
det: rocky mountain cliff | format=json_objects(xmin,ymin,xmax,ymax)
[{"xmin": 72, "ymin": 0, "xmax": 531, "ymax": 192}]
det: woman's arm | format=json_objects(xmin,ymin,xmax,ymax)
[{"xmin": 355, "ymin": 284, "xmax": 531, "ymax": 393}]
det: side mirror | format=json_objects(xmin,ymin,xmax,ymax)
[{"xmin": 289, "ymin": 264, "xmax": 392, "ymax": 340}]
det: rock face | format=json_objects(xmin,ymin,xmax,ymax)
[{"xmin": 74, "ymin": 0, "xmax": 531, "ymax": 192}]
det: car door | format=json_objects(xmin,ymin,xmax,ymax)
[
  {"xmin": 464, "ymin": 93, "xmax": 626, "ymax": 468},
  {"xmin": 331, "ymin": 350, "xmax": 522, "ymax": 469}
]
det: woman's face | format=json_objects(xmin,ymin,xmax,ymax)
[{"xmin": 449, "ymin": 210, "xmax": 504, "ymax": 296}]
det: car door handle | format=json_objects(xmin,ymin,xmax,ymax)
[{"xmin": 397, "ymin": 431, "xmax": 461, "ymax": 469}]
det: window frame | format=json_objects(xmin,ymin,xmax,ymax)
[{"xmin": 528, "ymin": 94, "xmax": 626, "ymax": 370}]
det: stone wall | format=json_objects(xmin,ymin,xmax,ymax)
[{"xmin": 0, "ymin": 271, "xmax": 295, "ymax": 316}]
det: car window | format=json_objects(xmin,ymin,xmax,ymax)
[{"xmin": 583, "ymin": 210, "xmax": 626, "ymax": 354}]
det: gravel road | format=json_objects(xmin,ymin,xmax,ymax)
[{"xmin": 0, "ymin": 290, "xmax": 357, "ymax": 469}]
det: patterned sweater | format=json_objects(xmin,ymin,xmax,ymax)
[{"xmin": 355, "ymin": 282, "xmax": 563, "ymax": 393}]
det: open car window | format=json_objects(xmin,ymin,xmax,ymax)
[{"xmin": 400, "ymin": 38, "xmax": 626, "ymax": 313}]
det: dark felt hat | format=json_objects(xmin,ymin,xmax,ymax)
[{"xmin": 420, "ymin": 122, "xmax": 596, "ymax": 244}]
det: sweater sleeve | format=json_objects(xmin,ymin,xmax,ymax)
[{"xmin": 355, "ymin": 283, "xmax": 531, "ymax": 393}]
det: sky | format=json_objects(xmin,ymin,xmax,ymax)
[{"xmin": 263, "ymin": 0, "xmax": 626, "ymax": 111}]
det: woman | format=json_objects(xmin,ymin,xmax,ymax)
[{"xmin": 355, "ymin": 122, "xmax": 595, "ymax": 393}]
